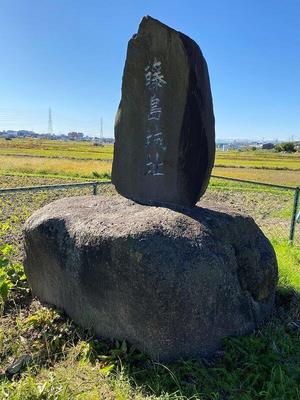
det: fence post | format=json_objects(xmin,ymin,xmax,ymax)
[
  {"xmin": 92, "ymin": 183, "xmax": 98, "ymax": 195},
  {"xmin": 289, "ymin": 187, "xmax": 300, "ymax": 244}
]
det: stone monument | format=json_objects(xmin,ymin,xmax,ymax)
[
  {"xmin": 23, "ymin": 16, "xmax": 278, "ymax": 361},
  {"xmin": 112, "ymin": 16, "xmax": 215, "ymax": 206}
]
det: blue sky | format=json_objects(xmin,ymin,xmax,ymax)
[{"xmin": 0, "ymin": 0, "xmax": 299, "ymax": 140}]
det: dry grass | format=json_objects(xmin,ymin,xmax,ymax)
[
  {"xmin": 1, "ymin": 139, "xmax": 300, "ymax": 186},
  {"xmin": 0, "ymin": 155, "xmax": 111, "ymax": 179},
  {"xmin": 216, "ymin": 150, "xmax": 300, "ymax": 169},
  {"xmin": 213, "ymin": 166, "xmax": 300, "ymax": 187},
  {"xmin": 1, "ymin": 154, "xmax": 300, "ymax": 187},
  {"xmin": 0, "ymin": 138, "xmax": 113, "ymax": 160}
]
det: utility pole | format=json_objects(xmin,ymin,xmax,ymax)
[
  {"xmin": 48, "ymin": 107, "xmax": 53, "ymax": 135},
  {"xmin": 100, "ymin": 117, "xmax": 103, "ymax": 142}
]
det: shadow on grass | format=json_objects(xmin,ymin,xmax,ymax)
[
  {"xmin": 3, "ymin": 285, "xmax": 300, "ymax": 400},
  {"xmin": 2, "ymin": 241, "xmax": 300, "ymax": 399},
  {"xmin": 118, "ymin": 286, "xmax": 300, "ymax": 399}
]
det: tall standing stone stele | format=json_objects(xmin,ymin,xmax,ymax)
[{"xmin": 112, "ymin": 16, "xmax": 215, "ymax": 206}]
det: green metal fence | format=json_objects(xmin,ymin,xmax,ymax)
[
  {"xmin": 207, "ymin": 176, "xmax": 300, "ymax": 246},
  {"xmin": 0, "ymin": 176, "xmax": 299, "ymax": 247},
  {"xmin": 0, "ymin": 181, "xmax": 103, "ymax": 196},
  {"xmin": 208, "ymin": 176, "xmax": 299, "ymax": 247}
]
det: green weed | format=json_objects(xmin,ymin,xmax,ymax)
[
  {"xmin": 273, "ymin": 241, "xmax": 300, "ymax": 290},
  {"xmin": 0, "ymin": 171, "xmax": 300, "ymax": 398},
  {"xmin": 0, "ymin": 244, "xmax": 27, "ymax": 310}
]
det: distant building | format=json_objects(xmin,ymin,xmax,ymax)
[
  {"xmin": 17, "ymin": 130, "xmax": 35, "ymax": 137},
  {"xmin": 68, "ymin": 132, "xmax": 84, "ymax": 140},
  {"xmin": 0, "ymin": 129, "xmax": 113, "ymax": 142},
  {"xmin": 262, "ymin": 143, "xmax": 275, "ymax": 150},
  {"xmin": 3, "ymin": 130, "xmax": 17, "ymax": 138}
]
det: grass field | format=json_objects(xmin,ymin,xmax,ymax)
[
  {"xmin": 0, "ymin": 155, "xmax": 112, "ymax": 180},
  {"xmin": 216, "ymin": 151, "xmax": 300, "ymax": 170},
  {"xmin": 212, "ymin": 167, "xmax": 300, "ymax": 187},
  {"xmin": 1, "ymin": 139, "xmax": 300, "ymax": 399},
  {"xmin": 0, "ymin": 175, "xmax": 300, "ymax": 399},
  {"xmin": 0, "ymin": 138, "xmax": 113, "ymax": 160},
  {"xmin": 0, "ymin": 138, "xmax": 300, "ymax": 186}
]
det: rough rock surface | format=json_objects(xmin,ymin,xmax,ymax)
[
  {"xmin": 112, "ymin": 16, "xmax": 215, "ymax": 207},
  {"xmin": 24, "ymin": 195, "xmax": 277, "ymax": 361}
]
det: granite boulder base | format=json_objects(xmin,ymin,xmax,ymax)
[
  {"xmin": 112, "ymin": 16, "xmax": 215, "ymax": 207},
  {"xmin": 24, "ymin": 195, "xmax": 278, "ymax": 361}
]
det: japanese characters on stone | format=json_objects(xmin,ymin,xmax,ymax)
[{"xmin": 144, "ymin": 58, "xmax": 167, "ymax": 176}]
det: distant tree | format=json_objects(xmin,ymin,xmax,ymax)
[
  {"xmin": 276, "ymin": 142, "xmax": 296, "ymax": 153},
  {"xmin": 282, "ymin": 142, "xmax": 296, "ymax": 152},
  {"xmin": 251, "ymin": 146, "xmax": 257, "ymax": 151}
]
